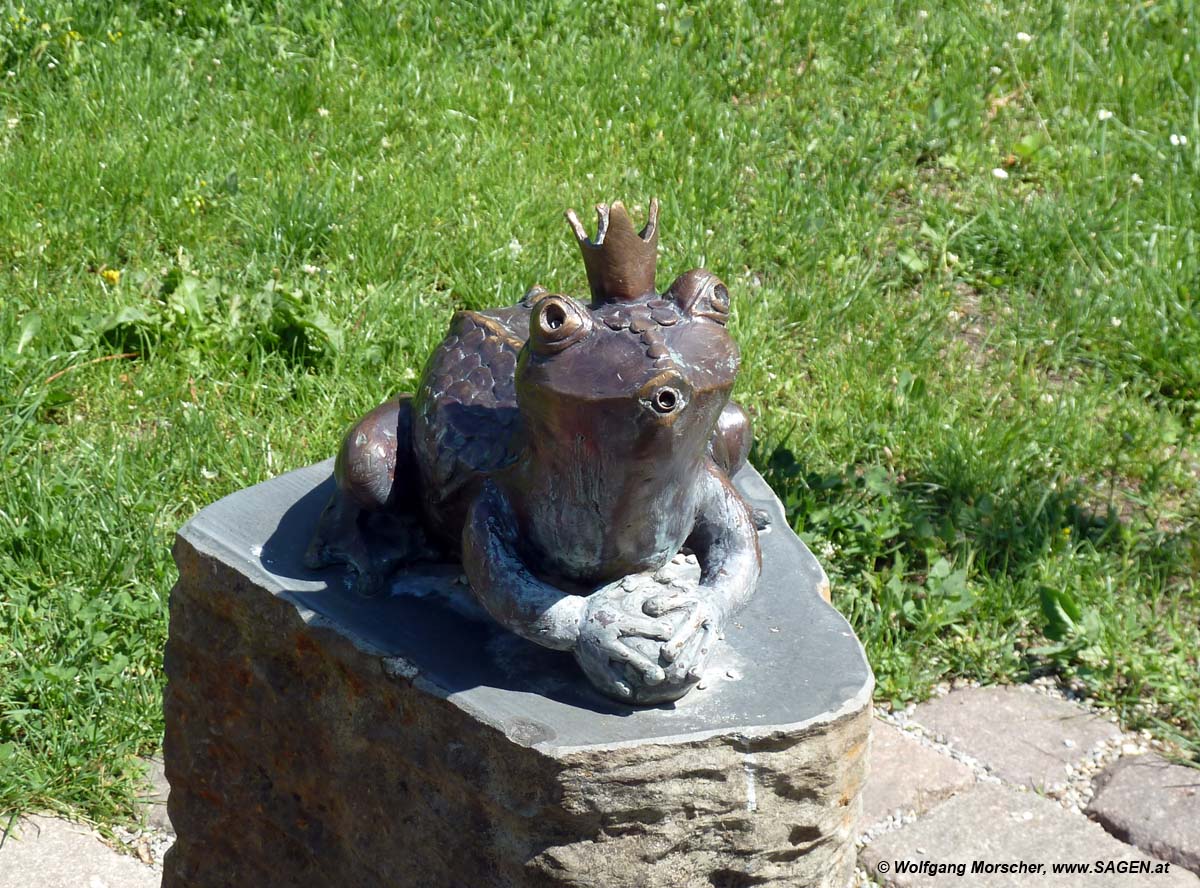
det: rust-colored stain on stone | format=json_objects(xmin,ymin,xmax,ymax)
[{"xmin": 295, "ymin": 633, "xmax": 320, "ymax": 656}]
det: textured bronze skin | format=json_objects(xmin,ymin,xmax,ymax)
[{"xmin": 307, "ymin": 201, "xmax": 762, "ymax": 704}]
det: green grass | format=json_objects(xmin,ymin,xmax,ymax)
[{"xmin": 1, "ymin": 0, "xmax": 1198, "ymax": 822}]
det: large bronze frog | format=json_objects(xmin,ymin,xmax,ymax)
[{"xmin": 306, "ymin": 200, "xmax": 761, "ymax": 704}]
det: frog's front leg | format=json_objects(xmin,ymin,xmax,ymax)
[
  {"xmin": 651, "ymin": 462, "xmax": 762, "ymax": 684},
  {"xmin": 462, "ymin": 482, "xmax": 675, "ymax": 699}
]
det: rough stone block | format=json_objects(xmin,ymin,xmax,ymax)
[
  {"xmin": 1087, "ymin": 753, "xmax": 1200, "ymax": 875},
  {"xmin": 861, "ymin": 785, "xmax": 1199, "ymax": 887},
  {"xmin": 861, "ymin": 721, "xmax": 974, "ymax": 826},
  {"xmin": 910, "ymin": 686, "xmax": 1121, "ymax": 789},
  {"xmin": 0, "ymin": 816, "xmax": 159, "ymax": 888},
  {"xmin": 162, "ymin": 461, "xmax": 874, "ymax": 888}
]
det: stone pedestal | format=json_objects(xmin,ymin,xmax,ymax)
[{"xmin": 162, "ymin": 461, "xmax": 873, "ymax": 888}]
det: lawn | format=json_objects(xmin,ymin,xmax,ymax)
[{"xmin": 1, "ymin": 0, "xmax": 1197, "ymax": 824}]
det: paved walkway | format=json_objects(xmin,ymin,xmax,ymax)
[
  {"xmin": 2, "ymin": 686, "xmax": 1196, "ymax": 886},
  {"xmin": 0, "ymin": 760, "xmax": 172, "ymax": 888},
  {"xmin": 858, "ymin": 684, "xmax": 1200, "ymax": 886}
]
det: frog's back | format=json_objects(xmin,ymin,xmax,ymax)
[{"xmin": 412, "ymin": 306, "xmax": 528, "ymax": 542}]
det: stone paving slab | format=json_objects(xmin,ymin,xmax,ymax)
[
  {"xmin": 137, "ymin": 756, "xmax": 172, "ymax": 834},
  {"xmin": 860, "ymin": 784, "xmax": 1199, "ymax": 887},
  {"xmin": 862, "ymin": 721, "xmax": 975, "ymax": 826},
  {"xmin": 1087, "ymin": 753, "xmax": 1200, "ymax": 875},
  {"xmin": 0, "ymin": 815, "xmax": 159, "ymax": 888},
  {"xmin": 910, "ymin": 686, "xmax": 1121, "ymax": 789}
]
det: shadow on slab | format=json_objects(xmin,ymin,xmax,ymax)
[{"xmin": 257, "ymin": 471, "xmax": 644, "ymax": 718}]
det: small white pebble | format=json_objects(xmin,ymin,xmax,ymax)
[{"xmin": 1063, "ymin": 738, "xmax": 1076, "ymax": 748}]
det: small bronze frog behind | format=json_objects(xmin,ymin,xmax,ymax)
[{"xmin": 306, "ymin": 200, "xmax": 762, "ymax": 704}]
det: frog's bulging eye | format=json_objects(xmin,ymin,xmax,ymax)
[
  {"xmin": 639, "ymin": 373, "xmax": 690, "ymax": 420},
  {"xmin": 543, "ymin": 303, "xmax": 567, "ymax": 330},
  {"xmin": 530, "ymin": 295, "xmax": 592, "ymax": 355},
  {"xmin": 652, "ymin": 387, "xmax": 680, "ymax": 414},
  {"xmin": 666, "ymin": 269, "xmax": 730, "ymax": 325}
]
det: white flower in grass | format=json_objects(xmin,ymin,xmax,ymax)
[
  {"xmin": 1097, "ymin": 109, "xmax": 1113, "ymax": 121},
  {"xmin": 1170, "ymin": 133, "xmax": 1188, "ymax": 146},
  {"xmin": 992, "ymin": 167, "xmax": 1010, "ymax": 179},
  {"xmin": 301, "ymin": 263, "xmax": 320, "ymax": 275},
  {"xmin": 918, "ymin": 9, "xmax": 929, "ymax": 19},
  {"xmin": 507, "ymin": 238, "xmax": 523, "ymax": 258},
  {"xmin": 1017, "ymin": 31, "xmax": 1034, "ymax": 43},
  {"xmin": 5, "ymin": 117, "xmax": 17, "ymax": 129},
  {"xmin": 1110, "ymin": 317, "xmax": 1122, "ymax": 328},
  {"xmin": 317, "ymin": 107, "xmax": 330, "ymax": 118},
  {"xmin": 990, "ymin": 66, "xmax": 1002, "ymax": 75},
  {"xmin": 1131, "ymin": 173, "xmax": 1143, "ymax": 186}
]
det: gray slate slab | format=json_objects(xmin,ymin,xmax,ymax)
[
  {"xmin": 0, "ymin": 816, "xmax": 159, "ymax": 888},
  {"xmin": 861, "ymin": 721, "xmax": 974, "ymax": 826},
  {"xmin": 179, "ymin": 458, "xmax": 873, "ymax": 753},
  {"xmin": 1087, "ymin": 753, "xmax": 1200, "ymax": 875},
  {"xmin": 911, "ymin": 686, "xmax": 1121, "ymax": 789},
  {"xmin": 861, "ymin": 785, "xmax": 1200, "ymax": 887}
]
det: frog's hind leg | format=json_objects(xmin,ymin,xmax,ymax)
[
  {"xmin": 709, "ymin": 401, "xmax": 752, "ymax": 477},
  {"xmin": 707, "ymin": 401, "xmax": 770, "ymax": 531},
  {"xmin": 305, "ymin": 394, "xmax": 430, "ymax": 596}
]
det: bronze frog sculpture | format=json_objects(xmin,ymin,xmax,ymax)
[{"xmin": 306, "ymin": 200, "xmax": 762, "ymax": 704}]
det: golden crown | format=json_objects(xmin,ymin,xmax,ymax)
[{"xmin": 565, "ymin": 198, "xmax": 659, "ymax": 303}]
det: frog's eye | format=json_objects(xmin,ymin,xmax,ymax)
[
  {"xmin": 666, "ymin": 269, "xmax": 730, "ymax": 326},
  {"xmin": 650, "ymin": 386, "xmax": 682, "ymax": 414},
  {"xmin": 529, "ymin": 295, "xmax": 592, "ymax": 355},
  {"xmin": 639, "ymin": 372, "xmax": 691, "ymax": 421}
]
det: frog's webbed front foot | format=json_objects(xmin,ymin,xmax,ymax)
[
  {"xmin": 305, "ymin": 394, "xmax": 434, "ymax": 596},
  {"xmin": 462, "ymin": 484, "xmax": 682, "ymax": 702},
  {"xmin": 577, "ymin": 574, "xmax": 708, "ymax": 703},
  {"xmin": 637, "ymin": 463, "xmax": 762, "ymax": 688}
]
